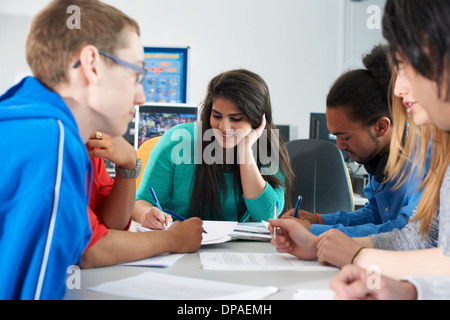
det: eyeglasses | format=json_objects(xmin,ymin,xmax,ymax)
[{"xmin": 73, "ymin": 50, "xmax": 147, "ymax": 84}]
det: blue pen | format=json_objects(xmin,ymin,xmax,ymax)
[
  {"xmin": 149, "ymin": 187, "xmax": 169, "ymax": 229},
  {"xmin": 149, "ymin": 187, "xmax": 163, "ymax": 211},
  {"xmin": 292, "ymin": 195, "xmax": 303, "ymax": 218},
  {"xmin": 150, "ymin": 187, "xmax": 207, "ymax": 233},
  {"xmin": 164, "ymin": 209, "xmax": 207, "ymax": 234},
  {"xmin": 164, "ymin": 209, "xmax": 186, "ymax": 221}
]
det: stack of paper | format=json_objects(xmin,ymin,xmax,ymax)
[
  {"xmin": 134, "ymin": 220, "xmax": 274, "ymax": 244},
  {"xmin": 88, "ymin": 271, "xmax": 279, "ymax": 300},
  {"xmin": 230, "ymin": 222, "xmax": 272, "ymax": 241},
  {"xmin": 201, "ymin": 221, "xmax": 237, "ymax": 245},
  {"xmin": 133, "ymin": 220, "xmax": 238, "ymax": 245}
]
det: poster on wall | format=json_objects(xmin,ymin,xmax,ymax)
[{"xmin": 143, "ymin": 47, "xmax": 189, "ymax": 103}]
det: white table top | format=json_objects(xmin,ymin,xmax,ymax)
[{"xmin": 64, "ymin": 240, "xmax": 338, "ymax": 300}]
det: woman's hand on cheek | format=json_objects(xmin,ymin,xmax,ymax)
[{"xmin": 237, "ymin": 114, "xmax": 266, "ymax": 159}]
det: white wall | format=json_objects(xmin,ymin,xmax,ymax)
[{"xmin": 0, "ymin": 0, "xmax": 384, "ymax": 139}]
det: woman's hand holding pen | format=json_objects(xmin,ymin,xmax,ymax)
[
  {"xmin": 140, "ymin": 207, "xmax": 173, "ymax": 230},
  {"xmin": 268, "ymin": 219, "xmax": 363, "ymax": 268},
  {"xmin": 268, "ymin": 218, "xmax": 318, "ymax": 260},
  {"xmin": 142, "ymin": 187, "xmax": 173, "ymax": 230}
]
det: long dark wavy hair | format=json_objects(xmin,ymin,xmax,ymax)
[
  {"xmin": 190, "ymin": 69, "xmax": 294, "ymax": 220},
  {"xmin": 383, "ymin": 0, "xmax": 450, "ymax": 101}
]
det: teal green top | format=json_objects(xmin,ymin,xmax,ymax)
[{"xmin": 136, "ymin": 122, "xmax": 285, "ymax": 221}]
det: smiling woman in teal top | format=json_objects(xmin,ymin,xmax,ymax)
[{"xmin": 133, "ymin": 69, "xmax": 294, "ymax": 228}]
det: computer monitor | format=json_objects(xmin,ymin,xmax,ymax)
[
  {"xmin": 276, "ymin": 125, "xmax": 290, "ymax": 143},
  {"xmin": 142, "ymin": 47, "xmax": 188, "ymax": 103},
  {"xmin": 310, "ymin": 113, "xmax": 332, "ymax": 141},
  {"xmin": 124, "ymin": 103, "xmax": 198, "ymax": 149},
  {"xmin": 309, "ymin": 112, "xmax": 350, "ymax": 161}
]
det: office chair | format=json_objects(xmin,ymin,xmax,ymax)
[
  {"xmin": 136, "ymin": 136, "xmax": 161, "ymax": 191},
  {"xmin": 286, "ymin": 139, "xmax": 354, "ymax": 214}
]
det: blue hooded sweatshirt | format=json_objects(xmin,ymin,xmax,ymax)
[
  {"xmin": 309, "ymin": 149, "xmax": 430, "ymax": 237},
  {"xmin": 0, "ymin": 77, "xmax": 92, "ymax": 300}
]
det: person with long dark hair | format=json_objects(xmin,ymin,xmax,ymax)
[{"xmin": 133, "ymin": 69, "xmax": 293, "ymax": 228}]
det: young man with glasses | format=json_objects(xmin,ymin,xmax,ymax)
[{"xmin": 0, "ymin": 0, "xmax": 188, "ymax": 299}]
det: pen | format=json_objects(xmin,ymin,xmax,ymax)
[
  {"xmin": 149, "ymin": 187, "xmax": 163, "ymax": 211},
  {"xmin": 164, "ymin": 209, "xmax": 185, "ymax": 221},
  {"xmin": 273, "ymin": 201, "xmax": 279, "ymax": 239},
  {"xmin": 164, "ymin": 209, "xmax": 207, "ymax": 234},
  {"xmin": 149, "ymin": 187, "xmax": 168, "ymax": 229},
  {"xmin": 292, "ymin": 195, "xmax": 303, "ymax": 218}
]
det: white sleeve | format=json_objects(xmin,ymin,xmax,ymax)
[{"xmin": 402, "ymin": 276, "xmax": 450, "ymax": 300}]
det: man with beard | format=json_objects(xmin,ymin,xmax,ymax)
[{"xmin": 282, "ymin": 45, "xmax": 428, "ymax": 237}]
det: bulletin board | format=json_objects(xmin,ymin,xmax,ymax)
[{"xmin": 142, "ymin": 47, "xmax": 189, "ymax": 103}]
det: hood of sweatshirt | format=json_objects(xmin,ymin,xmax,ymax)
[{"xmin": 0, "ymin": 76, "xmax": 80, "ymax": 136}]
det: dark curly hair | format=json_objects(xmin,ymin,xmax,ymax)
[{"xmin": 326, "ymin": 44, "xmax": 392, "ymax": 127}]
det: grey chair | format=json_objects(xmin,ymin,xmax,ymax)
[{"xmin": 286, "ymin": 139, "xmax": 354, "ymax": 214}]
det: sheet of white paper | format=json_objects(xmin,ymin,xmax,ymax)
[
  {"xmin": 261, "ymin": 221, "xmax": 270, "ymax": 229},
  {"xmin": 201, "ymin": 221, "xmax": 237, "ymax": 244},
  {"xmin": 199, "ymin": 252, "xmax": 338, "ymax": 271},
  {"xmin": 133, "ymin": 220, "xmax": 237, "ymax": 245},
  {"xmin": 292, "ymin": 289, "xmax": 335, "ymax": 300},
  {"xmin": 88, "ymin": 271, "xmax": 278, "ymax": 300},
  {"xmin": 120, "ymin": 253, "xmax": 185, "ymax": 267}
]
